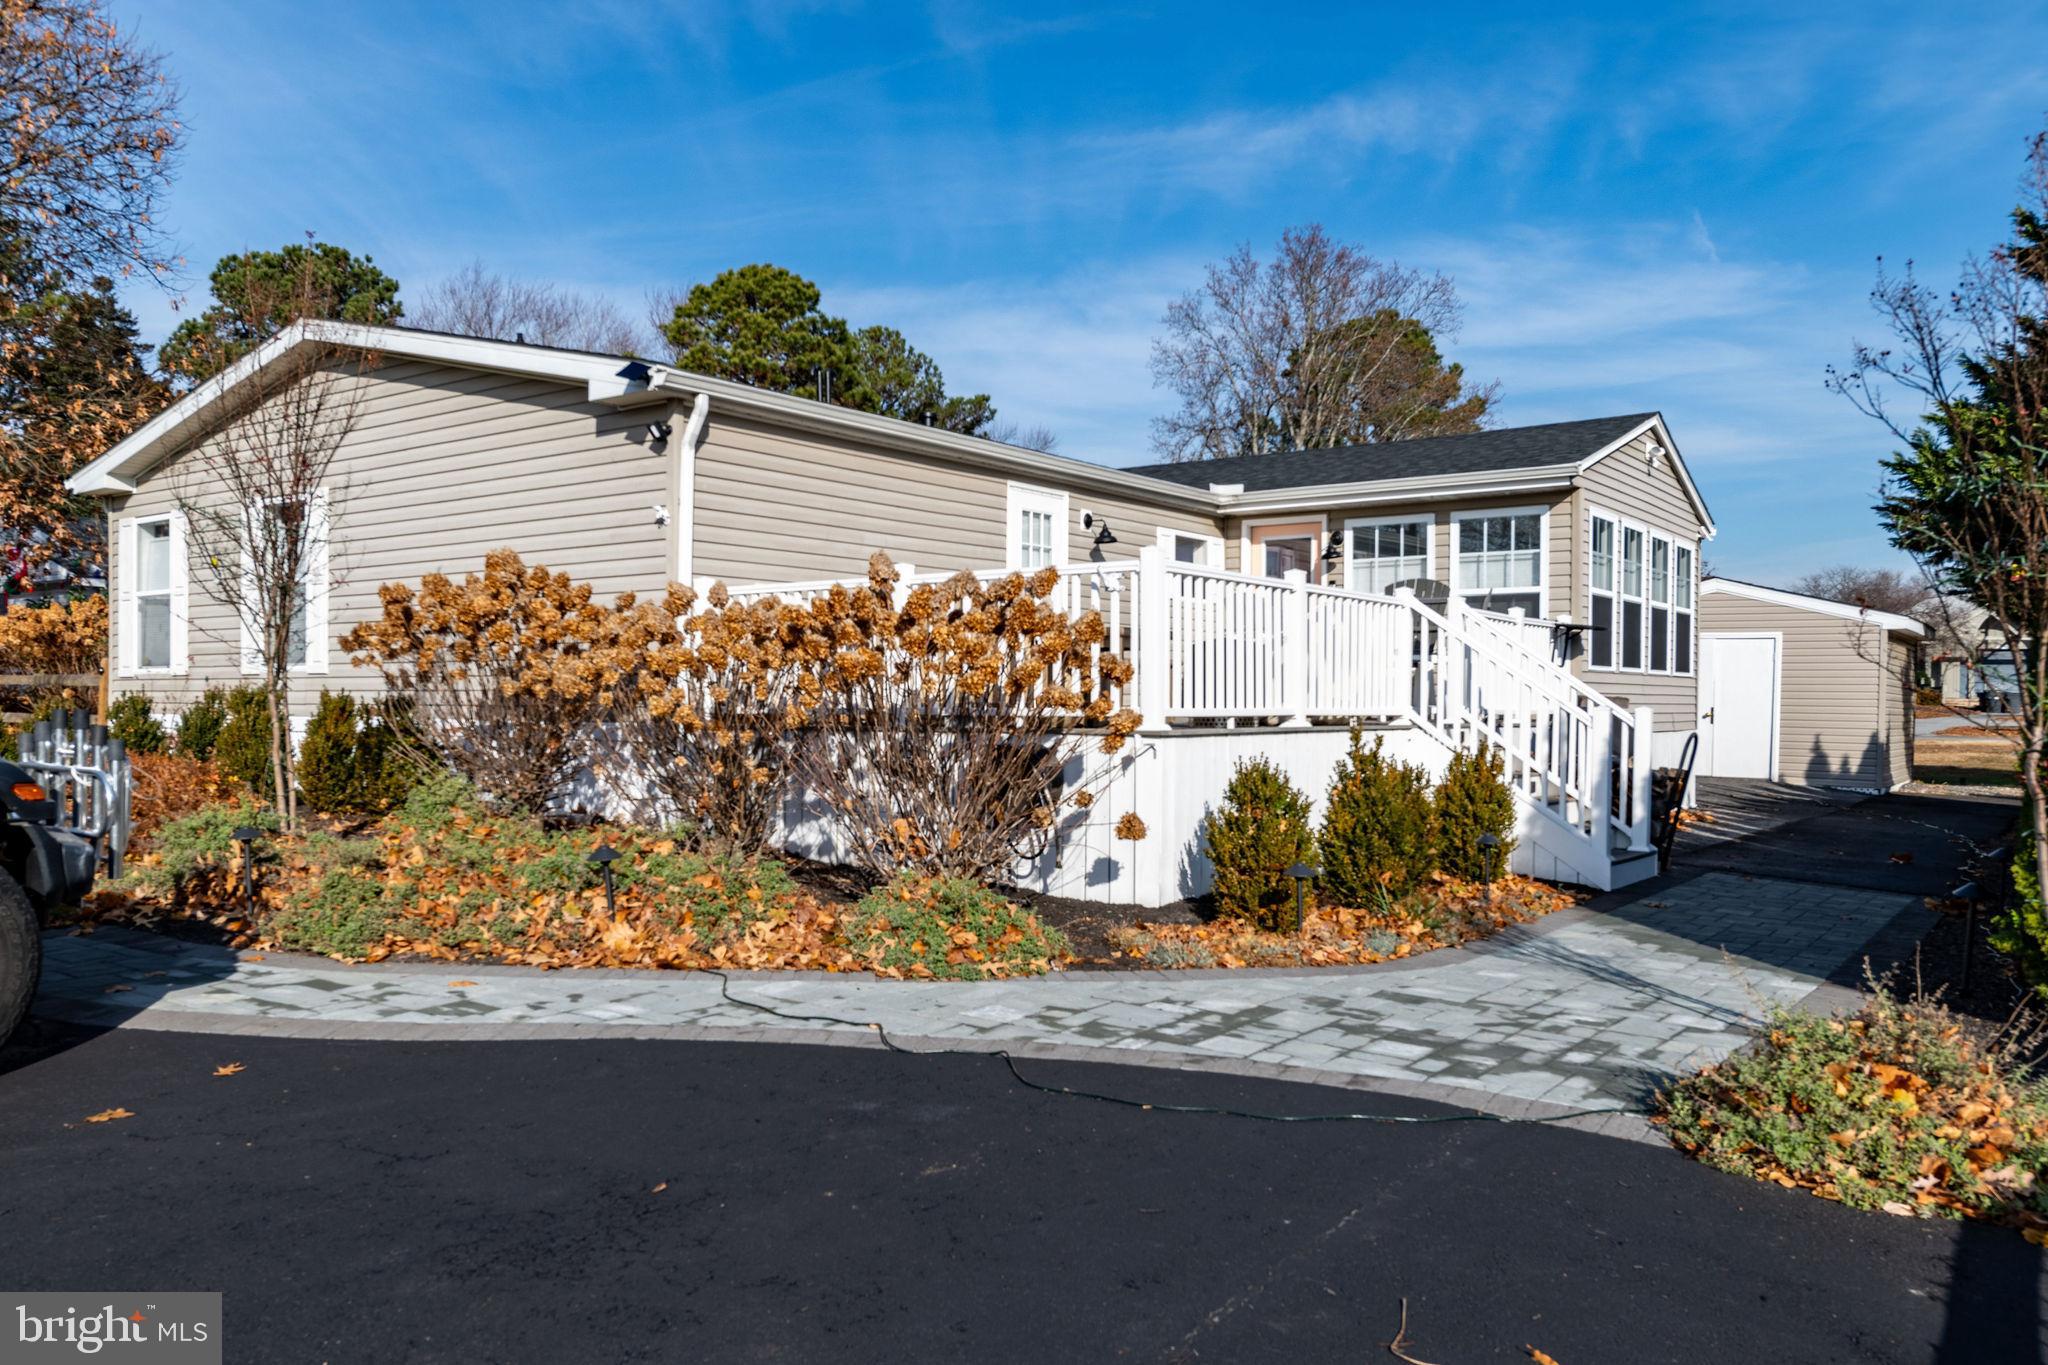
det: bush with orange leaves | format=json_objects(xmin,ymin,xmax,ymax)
[
  {"xmin": 341, "ymin": 550, "xmax": 643, "ymax": 814},
  {"xmin": 768, "ymin": 553, "xmax": 1141, "ymax": 882},
  {"xmin": 0, "ymin": 595, "xmax": 107, "ymax": 675},
  {"xmin": 607, "ymin": 581, "xmax": 806, "ymax": 854}
]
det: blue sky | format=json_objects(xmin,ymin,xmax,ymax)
[{"xmin": 108, "ymin": 0, "xmax": 2048, "ymax": 582}]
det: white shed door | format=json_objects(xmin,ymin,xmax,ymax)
[{"xmin": 1700, "ymin": 634, "xmax": 1779, "ymax": 779}]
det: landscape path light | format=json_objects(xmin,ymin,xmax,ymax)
[
  {"xmin": 1285, "ymin": 861, "xmax": 1320, "ymax": 935},
  {"xmin": 232, "ymin": 826, "xmax": 264, "ymax": 917},
  {"xmin": 588, "ymin": 844, "xmax": 621, "ymax": 916}
]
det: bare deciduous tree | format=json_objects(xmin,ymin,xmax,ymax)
[
  {"xmin": 1829, "ymin": 128, "xmax": 2048, "ymax": 926},
  {"xmin": 1791, "ymin": 565, "xmax": 1930, "ymax": 618},
  {"xmin": 0, "ymin": 0, "xmax": 181, "ymax": 285},
  {"xmin": 987, "ymin": 419, "xmax": 1060, "ymax": 454},
  {"xmin": 1150, "ymin": 224, "xmax": 1498, "ymax": 462},
  {"xmin": 172, "ymin": 270, "xmax": 374, "ymax": 827},
  {"xmin": 410, "ymin": 261, "xmax": 645, "ymax": 355}
]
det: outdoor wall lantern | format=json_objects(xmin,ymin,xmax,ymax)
[
  {"xmin": 232, "ymin": 826, "xmax": 264, "ymax": 916},
  {"xmin": 1083, "ymin": 512, "xmax": 1117, "ymax": 547},
  {"xmin": 1321, "ymin": 530, "xmax": 1344, "ymax": 570},
  {"xmin": 1285, "ymin": 861, "xmax": 1320, "ymax": 934},
  {"xmin": 646, "ymin": 420, "xmax": 674, "ymax": 446},
  {"xmin": 587, "ymin": 844, "xmax": 621, "ymax": 916}
]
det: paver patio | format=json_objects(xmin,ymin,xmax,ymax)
[{"xmin": 31, "ymin": 869, "xmax": 1930, "ymax": 1144}]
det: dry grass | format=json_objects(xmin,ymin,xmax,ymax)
[{"xmin": 1914, "ymin": 736, "xmax": 2022, "ymax": 789}]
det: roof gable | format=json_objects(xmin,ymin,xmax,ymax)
[{"xmin": 1701, "ymin": 576, "xmax": 1926, "ymax": 638}]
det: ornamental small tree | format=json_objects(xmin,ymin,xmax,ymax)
[
  {"xmin": 1203, "ymin": 757, "xmax": 1314, "ymax": 927},
  {"xmin": 1317, "ymin": 728, "xmax": 1434, "ymax": 903},
  {"xmin": 1434, "ymin": 741, "xmax": 1516, "ymax": 882}
]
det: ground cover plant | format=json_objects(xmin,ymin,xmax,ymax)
[
  {"xmin": 1658, "ymin": 982, "xmax": 2048, "ymax": 1233},
  {"xmin": 78, "ymin": 771, "xmax": 1071, "ymax": 978},
  {"xmin": 1109, "ymin": 872, "xmax": 1573, "ymax": 969}
]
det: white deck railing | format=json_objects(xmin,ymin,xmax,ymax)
[{"xmin": 722, "ymin": 549, "xmax": 1655, "ymax": 857}]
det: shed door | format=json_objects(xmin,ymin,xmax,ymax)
[{"xmin": 1700, "ymin": 634, "xmax": 1779, "ymax": 779}]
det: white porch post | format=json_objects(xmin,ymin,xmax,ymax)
[
  {"xmin": 892, "ymin": 562, "xmax": 917, "ymax": 610},
  {"xmin": 1281, "ymin": 567, "xmax": 1309, "ymax": 727},
  {"xmin": 1628, "ymin": 705, "xmax": 1656, "ymax": 851},
  {"xmin": 1136, "ymin": 546, "xmax": 1170, "ymax": 731},
  {"xmin": 1589, "ymin": 706, "xmax": 1617, "ymax": 844}
]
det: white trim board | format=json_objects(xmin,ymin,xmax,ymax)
[
  {"xmin": 1238, "ymin": 513, "xmax": 1330, "ymax": 581},
  {"xmin": 1574, "ymin": 413, "xmax": 1717, "ymax": 538},
  {"xmin": 1700, "ymin": 576, "xmax": 1927, "ymax": 638}
]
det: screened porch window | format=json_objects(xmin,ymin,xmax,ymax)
[
  {"xmin": 1455, "ymin": 511, "xmax": 1541, "ymax": 615},
  {"xmin": 1346, "ymin": 517, "xmax": 1429, "ymax": 593},
  {"xmin": 1649, "ymin": 535, "xmax": 1671, "ymax": 672}
]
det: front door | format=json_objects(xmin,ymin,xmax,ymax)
[
  {"xmin": 1248, "ymin": 522, "xmax": 1323, "ymax": 582},
  {"xmin": 1699, "ymin": 633, "xmax": 1778, "ymax": 779}
]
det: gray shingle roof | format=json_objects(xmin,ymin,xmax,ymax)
[{"xmin": 1123, "ymin": 414, "xmax": 1657, "ymax": 492}]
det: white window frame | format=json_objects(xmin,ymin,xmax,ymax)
[
  {"xmin": 1587, "ymin": 509, "xmax": 1617, "ymax": 669},
  {"xmin": 118, "ymin": 512, "xmax": 188, "ymax": 677},
  {"xmin": 1342, "ymin": 514, "xmax": 1434, "ymax": 595},
  {"xmin": 1585, "ymin": 502, "xmax": 1697, "ymax": 677},
  {"xmin": 239, "ymin": 488, "xmax": 331, "ymax": 675},
  {"xmin": 1155, "ymin": 526, "xmax": 1224, "ymax": 567},
  {"xmin": 1674, "ymin": 544, "xmax": 1696, "ymax": 676},
  {"xmin": 1649, "ymin": 532, "xmax": 1673, "ymax": 674},
  {"xmin": 1449, "ymin": 505, "xmax": 1547, "ymax": 616},
  {"xmin": 1239, "ymin": 514, "xmax": 1330, "ymax": 583},
  {"xmin": 1005, "ymin": 482, "xmax": 1068, "ymax": 571}
]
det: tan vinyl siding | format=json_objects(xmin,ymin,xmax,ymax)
[
  {"xmin": 689, "ymin": 412, "xmax": 1223, "ymax": 584},
  {"xmin": 1573, "ymin": 433, "xmax": 1709, "ymax": 732},
  {"xmin": 1699, "ymin": 591, "xmax": 1907, "ymax": 787},
  {"xmin": 1885, "ymin": 636, "xmax": 1915, "ymax": 787},
  {"xmin": 107, "ymin": 358, "xmax": 671, "ymax": 718}
]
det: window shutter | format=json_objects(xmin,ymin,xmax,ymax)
[
  {"xmin": 115, "ymin": 517, "xmax": 137, "ymax": 678},
  {"xmin": 169, "ymin": 511, "xmax": 190, "ymax": 674},
  {"xmin": 304, "ymin": 489, "xmax": 330, "ymax": 672}
]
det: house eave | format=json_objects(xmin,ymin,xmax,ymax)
[
  {"xmin": 646, "ymin": 368, "xmax": 1225, "ymax": 514},
  {"xmin": 1218, "ymin": 466, "xmax": 1580, "ymax": 515},
  {"xmin": 1701, "ymin": 576, "xmax": 1928, "ymax": 638}
]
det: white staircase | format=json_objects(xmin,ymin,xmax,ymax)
[{"xmin": 729, "ymin": 548, "xmax": 1663, "ymax": 895}]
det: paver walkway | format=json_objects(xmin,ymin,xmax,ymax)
[{"xmin": 33, "ymin": 870, "xmax": 1930, "ymax": 1143}]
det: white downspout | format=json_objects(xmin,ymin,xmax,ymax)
[{"xmin": 676, "ymin": 392, "xmax": 710, "ymax": 585}]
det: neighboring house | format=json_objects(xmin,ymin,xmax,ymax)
[
  {"xmin": 65, "ymin": 321, "xmax": 1719, "ymax": 899},
  {"xmin": 1697, "ymin": 577, "xmax": 1927, "ymax": 791}
]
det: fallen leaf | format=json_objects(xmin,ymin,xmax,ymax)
[
  {"xmin": 212, "ymin": 1063, "xmax": 245, "ymax": 1077},
  {"xmin": 2024, "ymin": 1227, "xmax": 2048, "ymax": 1247},
  {"xmin": 1881, "ymin": 1201, "xmax": 1916, "ymax": 1217},
  {"xmin": 102, "ymin": 983, "xmax": 131, "ymax": 994},
  {"xmin": 239, "ymin": 953, "xmax": 267, "ymax": 962},
  {"xmin": 1889, "ymin": 852, "xmax": 1915, "ymax": 865},
  {"xmin": 448, "ymin": 980, "xmax": 478, "ymax": 989},
  {"xmin": 84, "ymin": 1108, "xmax": 133, "ymax": 1124},
  {"xmin": 650, "ymin": 1181, "xmax": 668, "ymax": 1194},
  {"xmin": 1527, "ymin": 1348, "xmax": 1562, "ymax": 1365}
]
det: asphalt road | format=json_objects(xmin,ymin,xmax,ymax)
[{"xmin": 0, "ymin": 1020, "xmax": 2038, "ymax": 1363}]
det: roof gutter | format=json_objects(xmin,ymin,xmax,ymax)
[
  {"xmin": 645, "ymin": 367, "xmax": 1226, "ymax": 514},
  {"xmin": 1218, "ymin": 465, "xmax": 1581, "ymax": 515}
]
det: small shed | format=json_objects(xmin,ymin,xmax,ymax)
[{"xmin": 1696, "ymin": 578, "xmax": 1927, "ymax": 790}]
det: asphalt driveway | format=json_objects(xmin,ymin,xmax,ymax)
[{"xmin": 0, "ymin": 1021, "xmax": 2039, "ymax": 1364}]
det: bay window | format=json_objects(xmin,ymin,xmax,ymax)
[
  {"xmin": 1453, "ymin": 509, "xmax": 1542, "ymax": 615},
  {"xmin": 1345, "ymin": 516, "xmax": 1430, "ymax": 593}
]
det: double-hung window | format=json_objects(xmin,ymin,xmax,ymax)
[
  {"xmin": 1588, "ymin": 507, "xmax": 1696, "ymax": 676},
  {"xmin": 1619, "ymin": 526, "xmax": 1645, "ymax": 670},
  {"xmin": 1006, "ymin": 483, "xmax": 1067, "ymax": 571},
  {"xmin": 119, "ymin": 512, "xmax": 186, "ymax": 676},
  {"xmin": 136, "ymin": 519, "xmax": 173, "ymax": 669},
  {"xmin": 240, "ymin": 490, "xmax": 330, "ymax": 674},
  {"xmin": 1649, "ymin": 535, "xmax": 1671, "ymax": 672},
  {"xmin": 1345, "ymin": 516, "xmax": 1430, "ymax": 593},
  {"xmin": 1674, "ymin": 545, "xmax": 1694, "ymax": 674},
  {"xmin": 1453, "ymin": 509, "xmax": 1542, "ymax": 614},
  {"xmin": 1588, "ymin": 513, "xmax": 1616, "ymax": 668}
]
